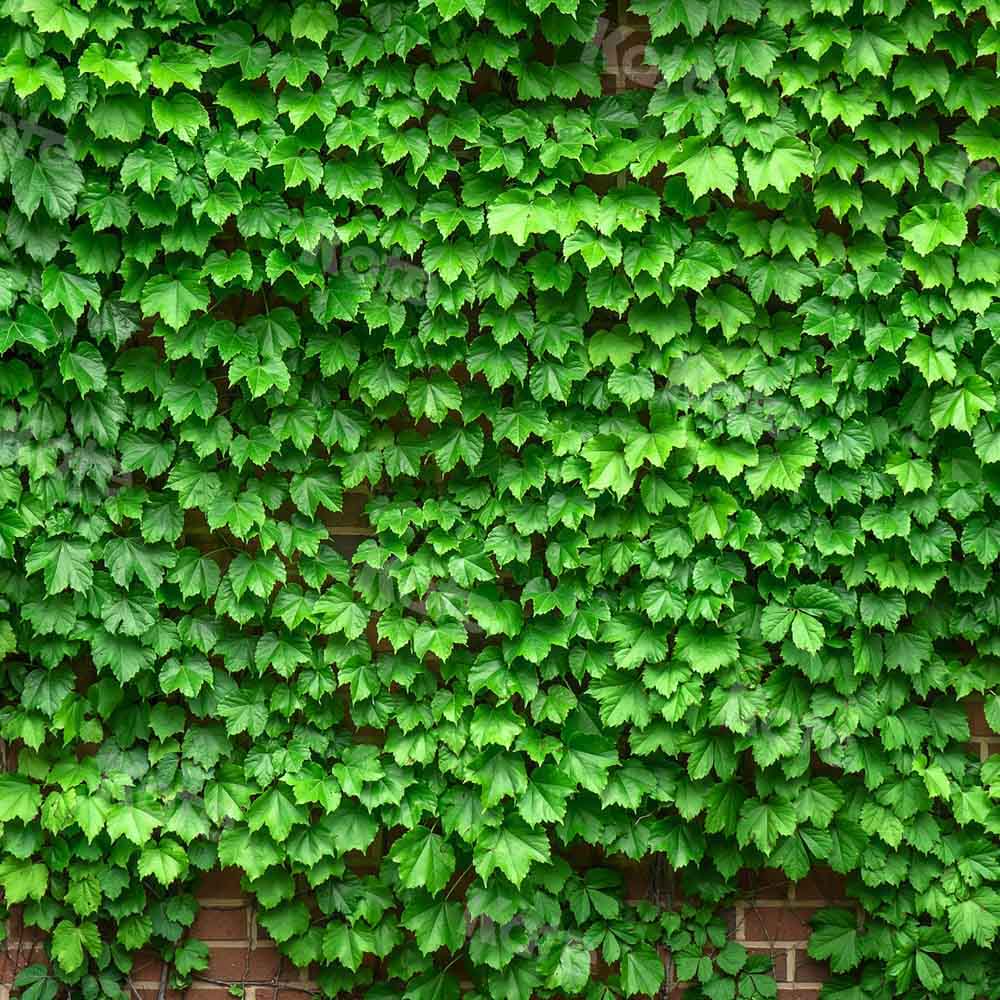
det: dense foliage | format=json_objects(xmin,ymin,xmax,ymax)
[{"xmin": 1, "ymin": 0, "xmax": 1000, "ymax": 997}]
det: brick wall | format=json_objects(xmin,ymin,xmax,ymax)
[
  {"xmin": 84, "ymin": 697, "xmax": 989, "ymax": 1000},
  {"xmin": 3, "ymin": 693, "xmax": 974, "ymax": 1000}
]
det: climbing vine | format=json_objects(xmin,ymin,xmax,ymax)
[{"xmin": 1, "ymin": 0, "xmax": 1000, "ymax": 997}]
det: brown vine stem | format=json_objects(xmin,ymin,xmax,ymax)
[
  {"xmin": 156, "ymin": 960, "xmax": 169, "ymax": 1000},
  {"xmin": 192, "ymin": 975, "xmax": 319, "ymax": 996}
]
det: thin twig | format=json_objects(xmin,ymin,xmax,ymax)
[{"xmin": 191, "ymin": 976, "xmax": 319, "ymax": 996}]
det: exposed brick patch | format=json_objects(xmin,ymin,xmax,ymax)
[
  {"xmin": 739, "ymin": 868, "xmax": 792, "ymax": 900},
  {"xmin": 197, "ymin": 867, "xmax": 247, "ymax": 899},
  {"xmin": 967, "ymin": 700, "xmax": 990, "ymax": 737},
  {"xmin": 793, "ymin": 949, "xmax": 829, "ymax": 983},
  {"xmin": 0, "ymin": 947, "xmax": 43, "ymax": 984},
  {"xmin": 791, "ymin": 868, "xmax": 846, "ymax": 902},
  {"xmin": 205, "ymin": 945, "xmax": 283, "ymax": 982},
  {"xmin": 748, "ymin": 947, "xmax": 788, "ymax": 981},
  {"xmin": 134, "ymin": 990, "xmax": 236, "ymax": 1000},
  {"xmin": 191, "ymin": 905, "xmax": 250, "ymax": 942},
  {"xmin": 245, "ymin": 990, "xmax": 319, "ymax": 1000},
  {"xmin": 741, "ymin": 905, "xmax": 818, "ymax": 944}
]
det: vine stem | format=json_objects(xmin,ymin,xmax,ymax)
[{"xmin": 156, "ymin": 960, "xmax": 169, "ymax": 1000}]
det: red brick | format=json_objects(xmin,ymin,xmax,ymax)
[
  {"xmin": 624, "ymin": 857, "xmax": 651, "ymax": 900},
  {"xmin": 5, "ymin": 910, "xmax": 47, "ymax": 942},
  {"xmin": 129, "ymin": 951, "xmax": 166, "ymax": 982},
  {"xmin": 967, "ymin": 701, "xmax": 992, "ymax": 737},
  {"xmin": 191, "ymin": 905, "xmax": 249, "ymax": 941},
  {"xmin": 739, "ymin": 869, "xmax": 792, "ymax": 899},
  {"xmin": 987, "ymin": 740, "xmax": 1000, "ymax": 757},
  {"xmin": 792, "ymin": 867, "xmax": 846, "ymax": 902},
  {"xmin": 0, "ymin": 949, "xmax": 42, "ymax": 982},
  {"xmin": 197, "ymin": 867, "xmax": 247, "ymax": 900},
  {"xmin": 606, "ymin": 26, "xmax": 658, "ymax": 91},
  {"xmin": 742, "ymin": 906, "xmax": 817, "ymax": 944},
  {"xmin": 137, "ymin": 991, "xmax": 233, "ymax": 1000},
  {"xmin": 747, "ymin": 948, "xmax": 787, "ymax": 982},
  {"xmin": 205, "ymin": 945, "xmax": 283, "ymax": 981},
  {"xmin": 248, "ymin": 990, "xmax": 317, "ymax": 1000},
  {"xmin": 794, "ymin": 949, "xmax": 829, "ymax": 983},
  {"xmin": 777, "ymin": 991, "xmax": 822, "ymax": 1000}
]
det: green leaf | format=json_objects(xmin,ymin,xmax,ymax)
[
  {"xmin": 152, "ymin": 93, "xmax": 210, "ymax": 144},
  {"xmin": 0, "ymin": 775, "xmax": 42, "ymax": 822},
  {"xmin": 667, "ymin": 139, "xmax": 738, "ymax": 201},
  {"xmin": 743, "ymin": 138, "xmax": 813, "ymax": 195},
  {"xmin": 137, "ymin": 839, "xmax": 190, "ymax": 885},
  {"xmin": 582, "ymin": 435, "xmax": 634, "ymax": 499},
  {"xmin": 51, "ymin": 920, "xmax": 101, "ymax": 973},
  {"xmin": 0, "ymin": 860, "xmax": 48, "ymax": 903},
  {"xmin": 473, "ymin": 818, "xmax": 551, "ymax": 886},
  {"xmin": 949, "ymin": 890, "xmax": 1000, "ymax": 947},
  {"xmin": 737, "ymin": 798, "xmax": 797, "ymax": 854},
  {"xmin": 25, "ymin": 538, "xmax": 93, "ymax": 595},
  {"xmin": 744, "ymin": 437, "xmax": 817, "ymax": 496},
  {"xmin": 900, "ymin": 203, "xmax": 968, "ymax": 255},
  {"xmin": 247, "ymin": 787, "xmax": 308, "ymax": 842},
  {"xmin": 930, "ymin": 376, "xmax": 996, "ymax": 433},
  {"xmin": 11, "ymin": 150, "xmax": 84, "ymax": 221},
  {"xmin": 402, "ymin": 895, "xmax": 466, "ymax": 955},
  {"xmin": 620, "ymin": 944, "xmax": 666, "ymax": 998},
  {"xmin": 41, "ymin": 267, "xmax": 101, "ymax": 321},
  {"xmin": 389, "ymin": 827, "xmax": 456, "ymax": 893},
  {"xmin": 141, "ymin": 270, "xmax": 211, "ymax": 329},
  {"xmin": 807, "ymin": 909, "xmax": 862, "ymax": 973}
]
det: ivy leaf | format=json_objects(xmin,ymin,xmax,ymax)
[
  {"xmin": 473, "ymin": 818, "xmax": 551, "ymax": 886},
  {"xmin": 152, "ymin": 93, "xmax": 210, "ymax": 144},
  {"xmin": 744, "ymin": 437, "xmax": 817, "ymax": 496},
  {"xmin": 582, "ymin": 435, "xmax": 634, "ymax": 498},
  {"xmin": 137, "ymin": 839, "xmax": 190, "ymax": 885},
  {"xmin": 620, "ymin": 944, "xmax": 666, "ymax": 998},
  {"xmin": 930, "ymin": 376, "xmax": 996, "ymax": 433},
  {"xmin": 106, "ymin": 799, "xmax": 162, "ymax": 845},
  {"xmin": 140, "ymin": 270, "xmax": 211, "ymax": 329},
  {"xmin": 667, "ymin": 139, "xmax": 739, "ymax": 201},
  {"xmin": 160, "ymin": 655, "xmax": 214, "ymax": 698},
  {"xmin": 11, "ymin": 150, "xmax": 84, "ymax": 221},
  {"xmin": 41, "ymin": 267, "xmax": 101, "ymax": 321},
  {"xmin": 517, "ymin": 764, "xmax": 576, "ymax": 826},
  {"xmin": 247, "ymin": 787, "xmax": 308, "ymax": 842},
  {"xmin": 51, "ymin": 920, "xmax": 101, "ymax": 973},
  {"xmin": 904, "ymin": 334, "xmax": 956, "ymax": 385},
  {"xmin": 389, "ymin": 827, "xmax": 457, "ymax": 893},
  {"xmin": 900, "ymin": 204, "xmax": 968, "ymax": 255},
  {"xmin": 743, "ymin": 138, "xmax": 813, "ymax": 195},
  {"xmin": 25, "ymin": 537, "xmax": 93, "ymax": 595},
  {"xmin": 0, "ymin": 860, "xmax": 48, "ymax": 903},
  {"xmin": 402, "ymin": 894, "xmax": 466, "ymax": 955},
  {"xmin": 807, "ymin": 909, "xmax": 862, "ymax": 973},
  {"xmin": 948, "ymin": 890, "xmax": 1000, "ymax": 947},
  {"xmin": 0, "ymin": 775, "xmax": 42, "ymax": 823},
  {"xmin": 736, "ymin": 798, "xmax": 797, "ymax": 853}
]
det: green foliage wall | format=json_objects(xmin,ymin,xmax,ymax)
[{"xmin": 2, "ymin": 0, "xmax": 1000, "ymax": 997}]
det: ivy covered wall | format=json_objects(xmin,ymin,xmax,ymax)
[{"xmin": 1, "ymin": 0, "xmax": 1000, "ymax": 999}]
